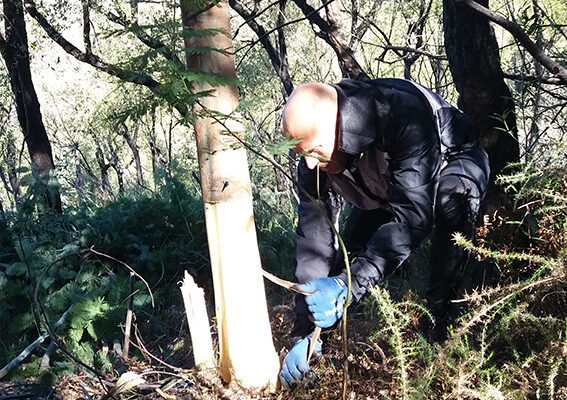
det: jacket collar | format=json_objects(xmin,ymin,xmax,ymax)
[{"xmin": 331, "ymin": 79, "xmax": 391, "ymax": 155}]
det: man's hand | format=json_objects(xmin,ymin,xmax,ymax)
[
  {"xmin": 296, "ymin": 277, "xmax": 348, "ymax": 328},
  {"xmin": 280, "ymin": 336, "xmax": 322, "ymax": 390}
]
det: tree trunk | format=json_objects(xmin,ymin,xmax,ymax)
[
  {"xmin": 443, "ymin": 0, "xmax": 520, "ymax": 213},
  {"xmin": 1, "ymin": 0, "xmax": 61, "ymax": 212},
  {"xmin": 181, "ymin": 0, "xmax": 279, "ymax": 390},
  {"xmin": 119, "ymin": 122, "xmax": 144, "ymax": 188},
  {"xmin": 105, "ymin": 136, "xmax": 125, "ymax": 194},
  {"xmin": 0, "ymin": 136, "xmax": 22, "ymax": 207},
  {"xmin": 95, "ymin": 145, "xmax": 114, "ymax": 201},
  {"xmin": 74, "ymin": 143, "xmax": 84, "ymax": 206}
]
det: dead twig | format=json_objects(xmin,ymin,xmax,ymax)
[
  {"xmin": 87, "ymin": 247, "xmax": 155, "ymax": 307},
  {"xmin": 0, "ymin": 305, "xmax": 73, "ymax": 379},
  {"xmin": 131, "ymin": 324, "xmax": 186, "ymax": 373}
]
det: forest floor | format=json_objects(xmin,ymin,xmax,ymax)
[{"xmin": 0, "ymin": 300, "xmax": 413, "ymax": 400}]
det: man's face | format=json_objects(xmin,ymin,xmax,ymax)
[{"xmin": 293, "ymin": 130, "xmax": 347, "ymax": 175}]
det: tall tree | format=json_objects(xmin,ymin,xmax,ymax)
[
  {"xmin": 0, "ymin": 0, "xmax": 61, "ymax": 212},
  {"xmin": 443, "ymin": 0, "xmax": 520, "ymax": 212},
  {"xmin": 181, "ymin": 0, "xmax": 280, "ymax": 389}
]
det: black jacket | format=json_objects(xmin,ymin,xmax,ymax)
[{"xmin": 295, "ymin": 78, "xmax": 486, "ymax": 300}]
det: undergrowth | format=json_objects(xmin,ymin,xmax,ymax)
[
  {"xmin": 359, "ymin": 156, "xmax": 567, "ymax": 399},
  {"xmin": 0, "ymin": 172, "xmax": 295, "ymax": 386}
]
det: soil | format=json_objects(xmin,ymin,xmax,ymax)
[{"xmin": 0, "ymin": 304, "xmax": 401, "ymax": 400}]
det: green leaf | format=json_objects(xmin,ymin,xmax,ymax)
[
  {"xmin": 266, "ymin": 137, "xmax": 302, "ymax": 156},
  {"xmin": 59, "ymin": 243, "xmax": 79, "ymax": 257},
  {"xmin": 10, "ymin": 312, "xmax": 35, "ymax": 334},
  {"xmin": 5, "ymin": 262, "xmax": 27, "ymax": 276},
  {"xmin": 178, "ymin": 69, "xmax": 238, "ymax": 87},
  {"xmin": 86, "ymin": 322, "xmax": 98, "ymax": 341}
]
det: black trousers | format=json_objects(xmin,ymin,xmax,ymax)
[{"xmin": 291, "ymin": 146, "xmax": 489, "ymax": 341}]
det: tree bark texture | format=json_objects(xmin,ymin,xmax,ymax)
[
  {"xmin": 443, "ymin": 0, "xmax": 519, "ymax": 212},
  {"xmin": 181, "ymin": 0, "xmax": 279, "ymax": 389},
  {"xmin": 1, "ymin": 0, "xmax": 61, "ymax": 212},
  {"xmin": 292, "ymin": 0, "xmax": 368, "ymax": 80}
]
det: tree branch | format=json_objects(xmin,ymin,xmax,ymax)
[
  {"xmin": 230, "ymin": 0, "xmax": 294, "ymax": 95},
  {"xmin": 503, "ymin": 72, "xmax": 565, "ymax": 85},
  {"xmin": 292, "ymin": 0, "xmax": 368, "ymax": 79},
  {"xmin": 348, "ymin": 0, "xmax": 381, "ymax": 50},
  {"xmin": 451, "ymin": 0, "xmax": 567, "ymax": 83},
  {"xmin": 22, "ymin": 0, "xmax": 190, "ymax": 118},
  {"xmin": 103, "ymin": 8, "xmax": 184, "ymax": 66},
  {"xmin": 81, "ymin": 0, "xmax": 92, "ymax": 54},
  {"xmin": 378, "ymin": 45, "xmax": 446, "ymax": 60},
  {"xmin": 0, "ymin": 305, "xmax": 74, "ymax": 379}
]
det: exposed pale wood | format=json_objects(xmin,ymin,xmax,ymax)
[
  {"xmin": 182, "ymin": 0, "xmax": 280, "ymax": 390},
  {"xmin": 205, "ymin": 196, "xmax": 280, "ymax": 389},
  {"xmin": 180, "ymin": 271, "xmax": 215, "ymax": 369},
  {"xmin": 122, "ymin": 272, "xmax": 135, "ymax": 360}
]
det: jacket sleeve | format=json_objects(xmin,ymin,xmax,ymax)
[
  {"xmin": 295, "ymin": 158, "xmax": 341, "ymax": 284},
  {"xmin": 339, "ymin": 120, "xmax": 441, "ymax": 301}
]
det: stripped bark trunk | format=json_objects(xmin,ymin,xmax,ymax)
[{"xmin": 181, "ymin": 0, "xmax": 279, "ymax": 389}]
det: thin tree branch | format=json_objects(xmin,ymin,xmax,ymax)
[
  {"xmin": 348, "ymin": 0, "xmax": 381, "ymax": 50},
  {"xmin": 381, "ymin": 45, "xmax": 446, "ymax": 60},
  {"xmin": 132, "ymin": 325, "xmax": 186, "ymax": 372},
  {"xmin": 88, "ymin": 247, "xmax": 155, "ymax": 307},
  {"xmin": 0, "ymin": 305, "xmax": 74, "ymax": 379},
  {"xmin": 22, "ymin": 0, "xmax": 190, "ymax": 118},
  {"xmin": 503, "ymin": 72, "xmax": 566, "ymax": 85},
  {"xmin": 292, "ymin": 0, "xmax": 368, "ymax": 79},
  {"xmin": 81, "ymin": 0, "xmax": 92, "ymax": 53},
  {"xmin": 103, "ymin": 8, "xmax": 184, "ymax": 66},
  {"xmin": 234, "ymin": 0, "xmax": 335, "ymax": 55},
  {"xmin": 232, "ymin": 0, "xmax": 281, "ymax": 38},
  {"xmin": 230, "ymin": 0, "xmax": 294, "ymax": 95},
  {"xmin": 451, "ymin": 0, "xmax": 567, "ymax": 83}
]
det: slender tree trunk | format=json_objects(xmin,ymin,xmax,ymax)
[
  {"xmin": 1, "ymin": 0, "xmax": 61, "ymax": 212},
  {"xmin": 1, "ymin": 137, "xmax": 22, "ymax": 206},
  {"xmin": 0, "ymin": 166, "xmax": 14, "ymax": 209},
  {"xmin": 181, "ymin": 0, "xmax": 279, "ymax": 389},
  {"xmin": 95, "ymin": 146, "xmax": 113, "ymax": 201},
  {"xmin": 105, "ymin": 136, "xmax": 125, "ymax": 194},
  {"xmin": 147, "ymin": 107, "xmax": 166, "ymax": 177},
  {"xmin": 443, "ymin": 0, "xmax": 519, "ymax": 213},
  {"xmin": 119, "ymin": 122, "xmax": 144, "ymax": 188},
  {"xmin": 74, "ymin": 143, "xmax": 83, "ymax": 206}
]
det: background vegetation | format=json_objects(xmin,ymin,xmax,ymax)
[{"xmin": 0, "ymin": 0, "xmax": 566, "ymax": 398}]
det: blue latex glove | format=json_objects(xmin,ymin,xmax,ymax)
[
  {"xmin": 280, "ymin": 336, "xmax": 322, "ymax": 390},
  {"xmin": 297, "ymin": 277, "xmax": 348, "ymax": 328}
]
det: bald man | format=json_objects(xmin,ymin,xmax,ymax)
[{"xmin": 279, "ymin": 79, "xmax": 489, "ymax": 389}]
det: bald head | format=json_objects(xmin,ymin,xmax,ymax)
[
  {"xmin": 282, "ymin": 83, "xmax": 346, "ymax": 174},
  {"xmin": 283, "ymin": 83, "xmax": 337, "ymax": 144}
]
